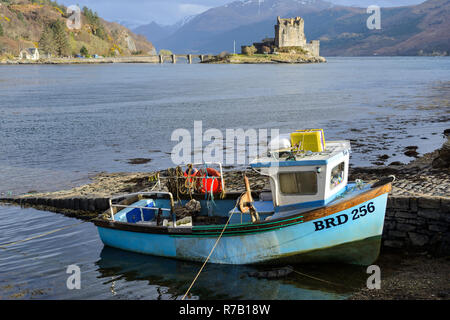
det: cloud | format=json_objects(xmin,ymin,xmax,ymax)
[
  {"xmin": 178, "ymin": 3, "xmax": 211, "ymax": 16},
  {"xmin": 329, "ymin": 0, "xmax": 424, "ymax": 7},
  {"xmin": 56, "ymin": 0, "xmax": 426, "ymax": 26},
  {"xmin": 58, "ymin": 0, "xmax": 227, "ymax": 25}
]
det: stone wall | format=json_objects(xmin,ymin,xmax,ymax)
[
  {"xmin": 304, "ymin": 40, "xmax": 320, "ymax": 57},
  {"xmin": 383, "ymin": 195, "xmax": 450, "ymax": 255}
]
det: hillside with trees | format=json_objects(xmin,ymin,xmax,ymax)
[{"xmin": 0, "ymin": 0, "xmax": 155, "ymax": 59}]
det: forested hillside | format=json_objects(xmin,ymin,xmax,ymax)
[{"xmin": 0, "ymin": 0, "xmax": 154, "ymax": 59}]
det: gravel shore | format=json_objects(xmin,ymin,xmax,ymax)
[{"xmin": 349, "ymin": 249, "xmax": 450, "ymax": 300}]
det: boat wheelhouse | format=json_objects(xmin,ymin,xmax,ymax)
[
  {"xmin": 251, "ymin": 137, "xmax": 351, "ymax": 218},
  {"xmin": 94, "ymin": 129, "xmax": 393, "ymax": 265}
]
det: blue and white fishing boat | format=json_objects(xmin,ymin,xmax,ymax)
[{"xmin": 94, "ymin": 129, "xmax": 394, "ymax": 265}]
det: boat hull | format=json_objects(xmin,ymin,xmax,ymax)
[{"xmin": 96, "ymin": 184, "xmax": 390, "ymax": 266}]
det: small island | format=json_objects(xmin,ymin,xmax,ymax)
[{"xmin": 205, "ymin": 16, "xmax": 326, "ymax": 64}]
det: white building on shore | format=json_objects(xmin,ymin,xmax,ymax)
[{"xmin": 19, "ymin": 48, "xmax": 40, "ymax": 60}]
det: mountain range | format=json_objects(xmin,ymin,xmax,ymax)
[
  {"xmin": 132, "ymin": 15, "xmax": 196, "ymax": 44},
  {"xmin": 133, "ymin": 0, "xmax": 449, "ymax": 56}
]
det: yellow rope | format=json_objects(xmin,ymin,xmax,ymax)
[
  {"xmin": 181, "ymin": 211, "xmax": 234, "ymax": 300},
  {"xmin": 292, "ymin": 269, "xmax": 342, "ymax": 287},
  {"xmin": 220, "ymin": 174, "xmax": 226, "ymax": 199},
  {"xmin": 291, "ymin": 269, "xmax": 359, "ymax": 290},
  {"xmin": 182, "ymin": 194, "xmax": 243, "ymax": 300}
]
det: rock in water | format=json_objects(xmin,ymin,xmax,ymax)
[{"xmin": 432, "ymin": 130, "xmax": 450, "ymax": 168}]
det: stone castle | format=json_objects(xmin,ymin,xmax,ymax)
[{"xmin": 242, "ymin": 16, "xmax": 320, "ymax": 57}]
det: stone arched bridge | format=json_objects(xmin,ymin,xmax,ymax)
[{"xmin": 159, "ymin": 54, "xmax": 211, "ymax": 64}]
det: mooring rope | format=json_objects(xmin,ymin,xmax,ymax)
[
  {"xmin": 181, "ymin": 193, "xmax": 243, "ymax": 300},
  {"xmin": 291, "ymin": 269, "xmax": 357, "ymax": 289},
  {"xmin": 181, "ymin": 211, "xmax": 235, "ymax": 300}
]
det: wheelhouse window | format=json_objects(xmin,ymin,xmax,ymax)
[
  {"xmin": 330, "ymin": 162, "xmax": 345, "ymax": 189},
  {"xmin": 279, "ymin": 172, "xmax": 317, "ymax": 195}
]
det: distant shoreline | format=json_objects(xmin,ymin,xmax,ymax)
[
  {"xmin": 2, "ymin": 55, "xmax": 448, "ymax": 65},
  {"xmin": 1, "ymin": 53, "xmax": 328, "ymax": 65},
  {"xmin": 0, "ymin": 56, "xmax": 162, "ymax": 65}
]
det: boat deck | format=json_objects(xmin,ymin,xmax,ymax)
[{"xmin": 104, "ymin": 180, "xmax": 372, "ymax": 228}]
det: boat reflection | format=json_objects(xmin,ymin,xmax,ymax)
[{"xmin": 95, "ymin": 246, "xmax": 367, "ymax": 300}]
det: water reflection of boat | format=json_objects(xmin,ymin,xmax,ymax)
[
  {"xmin": 94, "ymin": 130, "xmax": 394, "ymax": 265},
  {"xmin": 95, "ymin": 246, "xmax": 361, "ymax": 300}
]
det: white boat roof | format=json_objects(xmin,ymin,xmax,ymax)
[{"xmin": 251, "ymin": 140, "xmax": 351, "ymax": 168}]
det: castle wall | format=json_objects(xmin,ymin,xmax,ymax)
[{"xmin": 304, "ymin": 40, "xmax": 320, "ymax": 57}]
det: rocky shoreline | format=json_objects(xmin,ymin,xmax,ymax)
[
  {"xmin": 203, "ymin": 53, "xmax": 327, "ymax": 64},
  {"xmin": 3, "ymin": 132, "xmax": 447, "ymax": 218}
]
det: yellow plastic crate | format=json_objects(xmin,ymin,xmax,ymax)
[{"xmin": 290, "ymin": 129, "xmax": 326, "ymax": 152}]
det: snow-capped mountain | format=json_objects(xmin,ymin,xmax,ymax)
[{"xmin": 138, "ymin": 0, "xmax": 448, "ymax": 57}]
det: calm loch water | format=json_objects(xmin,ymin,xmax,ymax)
[{"xmin": 0, "ymin": 57, "xmax": 449, "ymax": 299}]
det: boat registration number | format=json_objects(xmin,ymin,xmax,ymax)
[{"xmin": 313, "ymin": 202, "xmax": 376, "ymax": 231}]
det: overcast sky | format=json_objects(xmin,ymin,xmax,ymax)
[{"xmin": 58, "ymin": 0, "xmax": 426, "ymax": 26}]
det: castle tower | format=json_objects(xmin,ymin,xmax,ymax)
[{"xmin": 274, "ymin": 16, "xmax": 307, "ymax": 48}]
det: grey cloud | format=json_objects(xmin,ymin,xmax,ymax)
[{"xmin": 57, "ymin": 0, "xmax": 426, "ymax": 25}]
